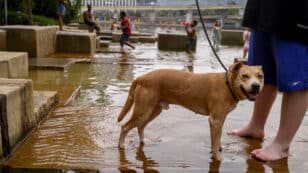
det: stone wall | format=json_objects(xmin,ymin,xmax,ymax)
[{"xmin": 0, "ymin": 26, "xmax": 57, "ymax": 58}]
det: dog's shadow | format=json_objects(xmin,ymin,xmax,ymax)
[{"xmin": 118, "ymin": 143, "xmax": 159, "ymax": 173}]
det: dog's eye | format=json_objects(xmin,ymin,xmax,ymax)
[
  {"xmin": 241, "ymin": 74, "xmax": 249, "ymax": 79},
  {"xmin": 257, "ymin": 74, "xmax": 264, "ymax": 79}
]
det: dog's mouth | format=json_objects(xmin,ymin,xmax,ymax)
[{"xmin": 240, "ymin": 86, "xmax": 259, "ymax": 101}]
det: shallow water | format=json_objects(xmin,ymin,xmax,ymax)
[{"xmin": 4, "ymin": 32, "xmax": 308, "ymax": 173}]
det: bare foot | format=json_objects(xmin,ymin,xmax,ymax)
[
  {"xmin": 227, "ymin": 125, "xmax": 264, "ymax": 139},
  {"xmin": 251, "ymin": 142, "xmax": 289, "ymax": 161}
]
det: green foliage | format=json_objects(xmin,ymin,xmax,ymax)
[
  {"xmin": 0, "ymin": 0, "xmax": 82, "ymax": 25},
  {"xmin": 3, "ymin": 11, "xmax": 57, "ymax": 25},
  {"xmin": 33, "ymin": 0, "xmax": 57, "ymax": 18},
  {"xmin": 33, "ymin": 15, "xmax": 58, "ymax": 25},
  {"xmin": 63, "ymin": 0, "xmax": 82, "ymax": 24}
]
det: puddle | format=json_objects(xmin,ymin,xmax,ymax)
[{"xmin": 5, "ymin": 29, "xmax": 308, "ymax": 173}]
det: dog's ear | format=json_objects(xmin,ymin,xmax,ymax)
[{"xmin": 229, "ymin": 62, "xmax": 243, "ymax": 73}]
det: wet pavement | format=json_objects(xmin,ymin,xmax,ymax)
[{"xmin": 2, "ymin": 33, "xmax": 308, "ymax": 172}]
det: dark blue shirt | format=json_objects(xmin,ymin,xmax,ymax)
[{"xmin": 242, "ymin": 0, "xmax": 308, "ymax": 44}]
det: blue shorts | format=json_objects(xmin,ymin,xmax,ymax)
[
  {"xmin": 120, "ymin": 34, "xmax": 130, "ymax": 42},
  {"xmin": 248, "ymin": 31, "xmax": 308, "ymax": 92},
  {"xmin": 186, "ymin": 38, "xmax": 196, "ymax": 51},
  {"xmin": 57, "ymin": 3, "xmax": 66, "ymax": 16}
]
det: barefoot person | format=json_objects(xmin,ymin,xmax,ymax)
[
  {"xmin": 211, "ymin": 20, "xmax": 221, "ymax": 51},
  {"xmin": 228, "ymin": 0, "xmax": 308, "ymax": 161},
  {"xmin": 57, "ymin": 0, "xmax": 67, "ymax": 31},
  {"xmin": 118, "ymin": 11, "xmax": 135, "ymax": 49},
  {"xmin": 184, "ymin": 20, "xmax": 198, "ymax": 54},
  {"xmin": 242, "ymin": 28, "xmax": 251, "ymax": 58},
  {"xmin": 83, "ymin": 4, "xmax": 101, "ymax": 35}
]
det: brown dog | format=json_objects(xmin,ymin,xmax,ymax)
[{"xmin": 117, "ymin": 62, "xmax": 264, "ymax": 160}]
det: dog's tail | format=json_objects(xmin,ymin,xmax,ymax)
[{"xmin": 117, "ymin": 79, "xmax": 138, "ymax": 122}]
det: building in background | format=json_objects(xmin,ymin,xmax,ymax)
[
  {"xmin": 81, "ymin": 0, "xmax": 246, "ymax": 8},
  {"xmin": 82, "ymin": 0, "xmax": 137, "ymax": 7}
]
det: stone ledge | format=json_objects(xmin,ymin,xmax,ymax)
[
  {"xmin": 0, "ymin": 52, "xmax": 28, "ymax": 78},
  {"xmin": 29, "ymin": 58, "xmax": 75, "ymax": 70}
]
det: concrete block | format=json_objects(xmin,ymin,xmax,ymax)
[
  {"xmin": 0, "ymin": 30, "xmax": 6, "ymax": 51},
  {"xmin": 112, "ymin": 32, "xmax": 122, "ymax": 42},
  {"xmin": 33, "ymin": 91, "xmax": 58, "ymax": 122},
  {"xmin": 56, "ymin": 31, "xmax": 96, "ymax": 55},
  {"xmin": 234, "ymin": 57, "xmax": 248, "ymax": 64},
  {"xmin": 158, "ymin": 32, "xmax": 196, "ymax": 51},
  {"xmin": 0, "ymin": 52, "xmax": 28, "ymax": 78},
  {"xmin": 139, "ymin": 36, "xmax": 157, "ymax": 43},
  {"xmin": 221, "ymin": 29, "xmax": 244, "ymax": 46},
  {"xmin": 99, "ymin": 40, "xmax": 110, "ymax": 48},
  {"xmin": 129, "ymin": 36, "xmax": 139, "ymax": 43},
  {"xmin": 0, "ymin": 78, "xmax": 34, "ymax": 152},
  {"xmin": 0, "ymin": 26, "xmax": 57, "ymax": 58}
]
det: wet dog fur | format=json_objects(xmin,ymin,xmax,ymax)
[{"xmin": 117, "ymin": 62, "xmax": 264, "ymax": 160}]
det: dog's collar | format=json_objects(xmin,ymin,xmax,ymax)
[{"xmin": 225, "ymin": 72, "xmax": 239, "ymax": 101}]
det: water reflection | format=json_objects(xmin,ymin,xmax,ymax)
[
  {"xmin": 118, "ymin": 143, "xmax": 159, "ymax": 173},
  {"xmin": 208, "ymin": 160, "xmax": 221, "ymax": 173},
  {"xmin": 243, "ymin": 138, "xmax": 290, "ymax": 173}
]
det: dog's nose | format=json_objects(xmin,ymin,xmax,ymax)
[{"xmin": 251, "ymin": 83, "xmax": 260, "ymax": 93}]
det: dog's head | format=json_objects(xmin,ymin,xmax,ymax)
[{"xmin": 228, "ymin": 62, "xmax": 264, "ymax": 101}]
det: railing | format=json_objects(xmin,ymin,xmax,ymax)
[{"xmin": 82, "ymin": 5, "xmax": 244, "ymax": 11}]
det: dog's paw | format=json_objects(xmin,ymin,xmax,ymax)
[
  {"xmin": 212, "ymin": 152, "xmax": 224, "ymax": 161},
  {"xmin": 118, "ymin": 144, "xmax": 125, "ymax": 149}
]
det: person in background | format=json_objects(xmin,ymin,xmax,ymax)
[
  {"xmin": 110, "ymin": 20, "xmax": 117, "ymax": 31},
  {"xmin": 212, "ymin": 20, "xmax": 222, "ymax": 51},
  {"xmin": 83, "ymin": 4, "xmax": 100, "ymax": 35},
  {"xmin": 57, "ymin": 0, "xmax": 67, "ymax": 31},
  {"xmin": 243, "ymin": 28, "xmax": 251, "ymax": 58},
  {"xmin": 118, "ymin": 11, "xmax": 135, "ymax": 50},
  {"xmin": 227, "ymin": 0, "xmax": 308, "ymax": 161},
  {"xmin": 184, "ymin": 20, "xmax": 198, "ymax": 54}
]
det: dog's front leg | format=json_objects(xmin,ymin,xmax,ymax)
[{"xmin": 208, "ymin": 114, "xmax": 227, "ymax": 161}]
